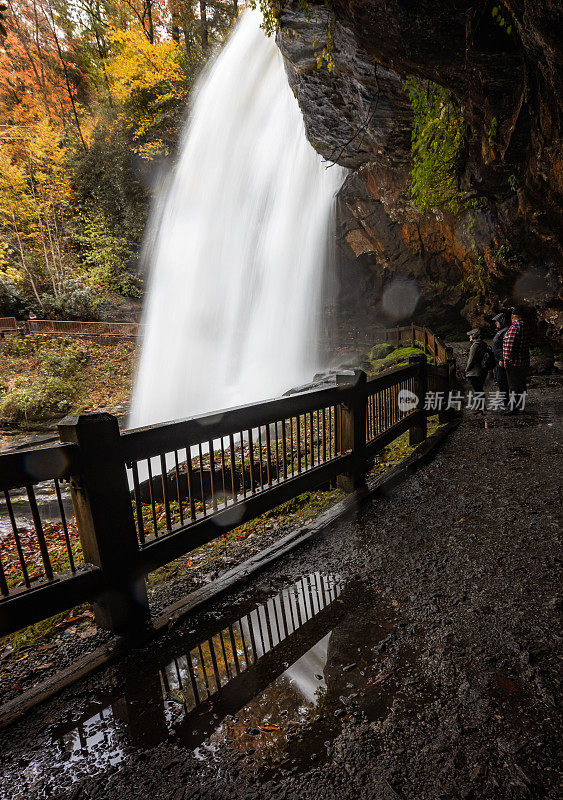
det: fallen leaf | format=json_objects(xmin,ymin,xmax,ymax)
[
  {"xmin": 79, "ymin": 628, "xmax": 97, "ymax": 638},
  {"xmin": 494, "ymin": 675, "xmax": 519, "ymax": 693},
  {"xmin": 37, "ymin": 662, "xmax": 54, "ymax": 670},
  {"xmin": 258, "ymin": 724, "xmax": 279, "ymax": 731},
  {"xmin": 364, "ymin": 670, "xmax": 393, "ymax": 690}
]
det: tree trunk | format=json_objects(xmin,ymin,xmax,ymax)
[
  {"xmin": 200, "ymin": 0, "xmax": 208, "ymax": 52},
  {"xmin": 45, "ymin": 0, "xmax": 87, "ymax": 151},
  {"xmin": 170, "ymin": 0, "xmax": 180, "ymax": 42},
  {"xmin": 146, "ymin": 0, "xmax": 154, "ymax": 44}
]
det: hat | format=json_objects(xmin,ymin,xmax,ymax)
[
  {"xmin": 492, "ymin": 312, "xmax": 507, "ymax": 325},
  {"xmin": 466, "ymin": 328, "xmax": 481, "ymax": 338}
]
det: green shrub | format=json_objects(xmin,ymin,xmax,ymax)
[
  {"xmin": 42, "ymin": 345, "xmax": 89, "ymax": 379},
  {"xmin": 0, "ymin": 275, "xmax": 30, "ymax": 318},
  {"xmin": 40, "ymin": 279, "xmax": 101, "ymax": 321},
  {"xmin": 404, "ymin": 77, "xmax": 467, "ymax": 213},
  {"xmin": 0, "ymin": 377, "xmax": 73, "ymax": 423},
  {"xmin": 0, "ymin": 339, "xmax": 90, "ymax": 423},
  {"xmin": 2, "ymin": 334, "xmax": 38, "ymax": 357}
]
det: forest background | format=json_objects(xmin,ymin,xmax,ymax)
[{"xmin": 0, "ymin": 0, "xmax": 240, "ymax": 321}]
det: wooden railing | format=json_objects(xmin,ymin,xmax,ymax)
[
  {"xmin": 0, "ymin": 317, "xmax": 17, "ymax": 334},
  {"xmin": 0, "ymin": 343, "xmax": 456, "ymax": 638},
  {"xmin": 26, "ymin": 319, "xmax": 140, "ymax": 338},
  {"xmin": 377, "ymin": 324, "xmax": 450, "ymax": 365}
]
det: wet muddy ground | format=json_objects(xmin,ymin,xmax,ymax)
[{"xmin": 0, "ymin": 375, "xmax": 561, "ymax": 800}]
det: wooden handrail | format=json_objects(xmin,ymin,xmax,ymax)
[{"xmin": 0, "ymin": 325, "xmax": 455, "ymax": 637}]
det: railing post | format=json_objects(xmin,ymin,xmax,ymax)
[
  {"xmin": 336, "ymin": 370, "xmax": 367, "ymax": 492},
  {"xmin": 409, "ymin": 355, "xmax": 427, "ymax": 445},
  {"xmin": 58, "ymin": 413, "xmax": 150, "ymax": 636},
  {"xmin": 411, "ymin": 323, "xmax": 416, "ymax": 347}
]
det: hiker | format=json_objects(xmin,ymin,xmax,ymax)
[
  {"xmin": 465, "ymin": 328, "xmax": 488, "ymax": 393},
  {"xmin": 491, "ymin": 311, "xmax": 510, "ymax": 400},
  {"xmin": 499, "ymin": 306, "xmax": 530, "ymax": 411}
]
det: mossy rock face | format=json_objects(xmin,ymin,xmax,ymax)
[
  {"xmin": 368, "ymin": 343, "xmax": 395, "ymax": 360},
  {"xmin": 369, "ymin": 345, "xmax": 427, "ymax": 374}
]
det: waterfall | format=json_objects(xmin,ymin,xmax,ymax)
[{"xmin": 130, "ymin": 10, "xmax": 346, "ymax": 429}]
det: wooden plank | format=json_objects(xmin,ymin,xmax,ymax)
[
  {"xmin": 58, "ymin": 414, "xmax": 149, "ymax": 634},
  {"xmin": 121, "ymin": 383, "xmax": 356, "ymax": 463},
  {"xmin": 0, "ymin": 443, "xmax": 80, "ymax": 490},
  {"xmin": 0, "ymin": 567, "xmax": 102, "ymax": 637},
  {"xmin": 365, "ymin": 363, "xmax": 418, "ymax": 393}
]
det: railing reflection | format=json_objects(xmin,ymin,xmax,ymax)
[{"xmin": 54, "ymin": 573, "xmax": 344, "ymax": 760}]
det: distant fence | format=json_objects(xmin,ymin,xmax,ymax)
[
  {"xmin": 0, "ymin": 317, "xmax": 17, "ymax": 334},
  {"xmin": 0, "ymin": 332, "xmax": 456, "ymax": 638},
  {"xmin": 5, "ymin": 320, "xmax": 447, "ymax": 357},
  {"xmin": 26, "ymin": 319, "xmax": 140, "ymax": 338},
  {"xmin": 379, "ymin": 324, "xmax": 449, "ymax": 365}
]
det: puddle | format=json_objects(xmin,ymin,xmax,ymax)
[
  {"xmin": 0, "ymin": 481, "xmax": 74, "ymax": 537},
  {"xmin": 1, "ymin": 574, "xmax": 405, "ymax": 797}
]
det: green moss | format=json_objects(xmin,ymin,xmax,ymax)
[
  {"xmin": 369, "ymin": 344, "xmax": 427, "ymax": 375},
  {"xmin": 368, "ymin": 342, "xmax": 395, "ymax": 360},
  {"xmin": 251, "ymin": 0, "xmax": 336, "ymax": 71},
  {"xmin": 404, "ymin": 77, "xmax": 467, "ymax": 214}
]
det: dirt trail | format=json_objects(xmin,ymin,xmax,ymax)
[{"xmin": 0, "ymin": 374, "xmax": 561, "ymax": 800}]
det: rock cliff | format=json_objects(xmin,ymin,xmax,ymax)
[{"xmin": 277, "ymin": 0, "xmax": 562, "ymax": 342}]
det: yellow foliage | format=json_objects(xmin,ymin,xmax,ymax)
[
  {"xmin": 0, "ymin": 119, "xmax": 73, "ymax": 291},
  {"xmin": 108, "ymin": 28, "xmax": 189, "ymax": 139}
]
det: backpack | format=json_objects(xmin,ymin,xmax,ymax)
[{"xmin": 481, "ymin": 345, "xmax": 495, "ymax": 371}]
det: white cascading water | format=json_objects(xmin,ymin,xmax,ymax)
[{"xmin": 130, "ymin": 9, "xmax": 346, "ymax": 428}]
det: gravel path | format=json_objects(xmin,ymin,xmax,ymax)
[{"xmin": 0, "ymin": 374, "xmax": 561, "ymax": 800}]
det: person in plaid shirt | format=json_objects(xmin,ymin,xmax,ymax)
[{"xmin": 500, "ymin": 306, "xmax": 530, "ymax": 409}]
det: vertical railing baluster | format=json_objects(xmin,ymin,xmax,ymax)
[
  {"xmin": 208, "ymin": 637, "xmax": 222, "ymax": 688},
  {"xmin": 289, "ymin": 417, "xmax": 294, "ymax": 476},
  {"xmin": 174, "ymin": 451, "xmax": 184, "ymax": 526},
  {"xmin": 186, "ymin": 652, "xmax": 201, "ymax": 705},
  {"xmin": 248, "ymin": 429, "xmax": 256, "ymax": 494},
  {"xmin": 55, "ymin": 479, "xmax": 75, "ymax": 571},
  {"xmin": 265, "ymin": 424, "xmax": 272, "ymax": 487},
  {"xmin": 208, "ymin": 441, "xmax": 217, "ymax": 511},
  {"xmin": 274, "ymin": 422, "xmax": 280, "ymax": 483},
  {"xmin": 186, "ymin": 447, "xmax": 196, "ymax": 521},
  {"xmin": 220, "ymin": 438, "xmax": 227, "ymax": 507},
  {"xmin": 147, "ymin": 457, "xmax": 159, "ymax": 537},
  {"xmin": 198, "ymin": 443, "xmax": 206, "ymax": 516},
  {"xmin": 228, "ymin": 625, "xmax": 241, "ymax": 674},
  {"xmin": 159, "ymin": 454, "xmax": 172, "ymax": 532},
  {"xmin": 281, "ymin": 418, "xmax": 287, "ymax": 480},
  {"xmin": 257, "ymin": 426, "xmax": 264, "ymax": 488},
  {"xmin": 26, "ymin": 485, "xmax": 53, "ymax": 581},
  {"xmin": 239, "ymin": 432, "xmax": 247, "ymax": 498},
  {"xmin": 229, "ymin": 434, "xmax": 237, "ymax": 503}
]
